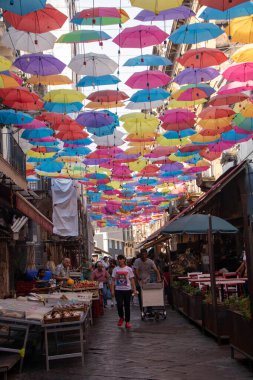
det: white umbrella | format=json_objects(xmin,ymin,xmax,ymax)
[
  {"xmin": 126, "ymin": 99, "xmax": 164, "ymax": 110},
  {"xmin": 2, "ymin": 27, "xmax": 56, "ymax": 53},
  {"xmin": 68, "ymin": 53, "xmax": 118, "ymax": 76},
  {"xmin": 92, "ymin": 130, "xmax": 125, "ymax": 146}
]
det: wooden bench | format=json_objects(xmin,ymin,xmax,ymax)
[{"xmin": 0, "ymin": 354, "xmax": 20, "ymax": 379}]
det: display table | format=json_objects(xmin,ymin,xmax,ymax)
[{"xmin": 0, "ymin": 295, "xmax": 92, "ymax": 371}]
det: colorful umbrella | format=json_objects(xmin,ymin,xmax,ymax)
[
  {"xmin": 44, "ymin": 89, "xmax": 85, "ymax": 103},
  {"xmin": 3, "ymin": 5, "xmax": 67, "ymax": 33},
  {"xmin": 209, "ymin": 93, "xmax": 249, "ymax": 106},
  {"xmin": 0, "ymin": 87, "xmax": 44, "ymax": 110},
  {"xmin": 36, "ymin": 112, "xmax": 72, "ymax": 127},
  {"xmin": 44, "ymin": 102, "xmax": 83, "ymax": 114},
  {"xmin": 172, "ymin": 84, "xmax": 215, "ymax": 101},
  {"xmin": 231, "ymin": 44, "xmax": 253, "ymax": 62},
  {"xmin": 174, "ymin": 67, "xmax": 219, "ymax": 85},
  {"xmin": 36, "ymin": 160, "xmax": 64, "ymax": 173},
  {"xmin": 14, "ymin": 53, "xmax": 65, "ymax": 75},
  {"xmin": 21, "ymin": 128, "xmax": 53, "ymax": 140},
  {"xmin": 218, "ymin": 81, "xmax": 253, "ymax": 95},
  {"xmin": 92, "ymin": 131, "xmax": 125, "ymax": 147},
  {"xmin": 113, "ymin": 25, "xmax": 169, "ymax": 48},
  {"xmin": 222, "ymin": 63, "xmax": 253, "ymax": 82},
  {"xmin": 27, "ymin": 75, "xmax": 72, "ymax": 86},
  {"xmin": 135, "ymin": 6, "xmax": 195, "ymax": 21},
  {"xmin": 76, "ymin": 111, "xmax": 115, "ymax": 128},
  {"xmin": 0, "ymin": 0, "xmax": 46, "ymax": 15},
  {"xmin": 199, "ymin": 106, "xmax": 235, "ymax": 119},
  {"xmin": 2, "ymin": 27, "xmax": 57, "ymax": 53},
  {"xmin": 177, "ymin": 48, "xmax": 227, "ymax": 68},
  {"xmin": 15, "ymin": 119, "xmax": 46, "ymax": 129},
  {"xmin": 198, "ymin": 0, "xmax": 247, "ymax": 11},
  {"xmin": 56, "ymin": 30, "xmax": 111, "ymax": 44},
  {"xmin": 86, "ymin": 101, "xmax": 125, "ymax": 109},
  {"xmin": 130, "ymin": 0, "xmax": 183, "ymax": 14},
  {"xmin": 126, "ymin": 99, "xmax": 165, "ymax": 110},
  {"xmin": 125, "ymin": 70, "xmax": 170, "ymax": 89},
  {"xmin": 87, "ymin": 90, "xmax": 129, "ymax": 103},
  {"xmin": 169, "ymin": 23, "xmax": 224, "ymax": 44},
  {"xmin": 71, "ymin": 7, "xmax": 123, "ymax": 25},
  {"xmin": 124, "ymin": 54, "xmax": 172, "ymax": 67},
  {"xmin": 0, "ymin": 72, "xmax": 20, "ymax": 88},
  {"xmin": 130, "ymin": 88, "xmax": 169, "ymax": 102},
  {"xmin": 77, "ymin": 75, "xmax": 120, "ymax": 87},
  {"xmin": 226, "ymin": 15, "xmax": 253, "ymax": 43},
  {"xmin": 68, "ymin": 53, "xmax": 118, "ymax": 76},
  {"xmin": 199, "ymin": 2, "xmax": 253, "ymax": 20},
  {"xmin": 233, "ymin": 114, "xmax": 253, "ymax": 131},
  {"xmin": 0, "ymin": 56, "xmax": 13, "ymax": 71},
  {"xmin": 0, "ymin": 109, "xmax": 33, "ymax": 125}
]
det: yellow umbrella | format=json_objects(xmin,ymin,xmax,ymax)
[
  {"xmin": 156, "ymin": 135, "xmax": 188, "ymax": 147},
  {"xmin": 169, "ymin": 153, "xmax": 195, "ymax": 162},
  {"xmin": 87, "ymin": 167, "xmax": 111, "ymax": 175},
  {"xmin": 0, "ymin": 73, "xmax": 19, "ymax": 88},
  {"xmin": 85, "ymin": 101, "xmax": 125, "ymax": 109},
  {"xmin": 106, "ymin": 181, "xmax": 121, "ymax": 189},
  {"xmin": 235, "ymin": 101, "xmax": 253, "ymax": 117},
  {"xmin": 26, "ymin": 163, "xmax": 35, "ymax": 170},
  {"xmin": 167, "ymin": 98, "xmax": 207, "ymax": 109},
  {"xmin": 44, "ymin": 89, "xmax": 85, "ymax": 103},
  {"xmin": 26, "ymin": 150, "xmax": 56, "ymax": 159},
  {"xmin": 190, "ymin": 134, "xmax": 220, "ymax": 144},
  {"xmin": 126, "ymin": 132, "xmax": 156, "ymax": 141},
  {"xmin": 125, "ymin": 146, "xmax": 151, "ymax": 155},
  {"xmin": 197, "ymin": 116, "xmax": 233, "ymax": 129},
  {"xmin": 130, "ymin": 0, "xmax": 183, "ymax": 13},
  {"xmin": 128, "ymin": 140, "xmax": 154, "ymax": 146},
  {"xmin": 226, "ymin": 16, "xmax": 253, "ymax": 44},
  {"xmin": 55, "ymin": 156, "xmax": 82, "ymax": 163},
  {"xmin": 120, "ymin": 112, "xmax": 158, "ymax": 122},
  {"xmin": 231, "ymin": 44, "xmax": 253, "ymax": 63},
  {"xmin": 28, "ymin": 75, "xmax": 73, "ymax": 86},
  {"xmin": 129, "ymin": 158, "xmax": 148, "ymax": 172},
  {"xmin": 0, "ymin": 56, "xmax": 12, "ymax": 71}
]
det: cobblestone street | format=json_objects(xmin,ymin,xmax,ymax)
[{"xmin": 9, "ymin": 304, "xmax": 252, "ymax": 380}]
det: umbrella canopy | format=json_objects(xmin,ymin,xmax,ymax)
[
  {"xmin": 222, "ymin": 62, "xmax": 253, "ymax": 82},
  {"xmin": 0, "ymin": 0, "xmax": 46, "ymax": 15},
  {"xmin": 170, "ymin": 23, "xmax": 224, "ymax": 44},
  {"xmin": 218, "ymin": 81, "xmax": 253, "ymax": 95},
  {"xmin": 124, "ymin": 54, "xmax": 172, "ymax": 67},
  {"xmin": 231, "ymin": 44, "xmax": 253, "ymax": 62},
  {"xmin": 129, "ymin": 88, "xmax": 169, "ymax": 102},
  {"xmin": 87, "ymin": 90, "xmax": 129, "ymax": 103},
  {"xmin": 44, "ymin": 89, "xmax": 85, "ymax": 103},
  {"xmin": 76, "ymin": 111, "xmax": 115, "ymax": 128},
  {"xmin": 3, "ymin": 5, "xmax": 67, "ymax": 33},
  {"xmin": 125, "ymin": 70, "xmax": 170, "ymax": 89},
  {"xmin": 199, "ymin": 2, "xmax": 253, "ymax": 20},
  {"xmin": 27, "ymin": 75, "xmax": 72, "ymax": 86},
  {"xmin": 198, "ymin": 0, "xmax": 247, "ymax": 11},
  {"xmin": 92, "ymin": 131, "xmax": 125, "ymax": 147},
  {"xmin": 209, "ymin": 93, "xmax": 248, "ymax": 106},
  {"xmin": 177, "ymin": 48, "xmax": 227, "ymax": 68},
  {"xmin": 135, "ymin": 6, "xmax": 195, "ymax": 21},
  {"xmin": 77, "ymin": 75, "xmax": 120, "ymax": 87},
  {"xmin": 44, "ymin": 102, "xmax": 83, "ymax": 114},
  {"xmin": 0, "ymin": 87, "xmax": 44, "ymax": 110},
  {"xmin": 71, "ymin": 7, "xmax": 123, "ymax": 25},
  {"xmin": 2, "ymin": 27, "xmax": 56, "ymax": 53},
  {"xmin": 174, "ymin": 67, "xmax": 219, "ymax": 85},
  {"xmin": 0, "ymin": 56, "xmax": 13, "ymax": 71},
  {"xmin": 199, "ymin": 106, "xmax": 235, "ymax": 119},
  {"xmin": 226, "ymin": 16, "xmax": 253, "ymax": 43},
  {"xmin": 130, "ymin": 0, "xmax": 183, "ymax": 13},
  {"xmin": 14, "ymin": 53, "xmax": 65, "ymax": 75},
  {"xmin": 68, "ymin": 53, "xmax": 118, "ymax": 76},
  {"xmin": 0, "ymin": 109, "xmax": 33, "ymax": 125},
  {"xmin": 56, "ymin": 30, "xmax": 111, "ymax": 44},
  {"xmin": 0, "ymin": 72, "xmax": 20, "ymax": 88},
  {"xmin": 162, "ymin": 214, "xmax": 238, "ymax": 234},
  {"xmin": 172, "ymin": 84, "xmax": 214, "ymax": 101},
  {"xmin": 113, "ymin": 25, "xmax": 169, "ymax": 48}
]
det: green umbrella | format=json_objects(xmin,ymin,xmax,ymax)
[{"xmin": 56, "ymin": 30, "xmax": 111, "ymax": 43}]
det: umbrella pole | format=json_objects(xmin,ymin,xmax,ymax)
[{"xmin": 208, "ymin": 214, "xmax": 219, "ymax": 340}]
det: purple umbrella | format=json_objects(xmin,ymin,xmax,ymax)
[
  {"xmin": 76, "ymin": 111, "xmax": 114, "ymax": 128},
  {"xmin": 83, "ymin": 159, "xmax": 108, "ymax": 165},
  {"xmin": 174, "ymin": 68, "xmax": 220, "ymax": 85},
  {"xmin": 160, "ymin": 162, "xmax": 184, "ymax": 172},
  {"xmin": 13, "ymin": 53, "xmax": 65, "ymax": 75},
  {"xmin": 135, "ymin": 6, "xmax": 195, "ymax": 22}
]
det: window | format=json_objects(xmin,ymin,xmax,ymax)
[{"xmin": 109, "ymin": 240, "xmax": 112, "ymax": 249}]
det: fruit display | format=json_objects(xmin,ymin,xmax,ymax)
[
  {"xmin": 67, "ymin": 278, "xmax": 75, "ymax": 286},
  {"xmin": 72, "ymin": 280, "xmax": 98, "ymax": 289}
]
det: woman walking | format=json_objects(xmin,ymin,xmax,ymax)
[{"xmin": 111, "ymin": 255, "xmax": 137, "ymax": 329}]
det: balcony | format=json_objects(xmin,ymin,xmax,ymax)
[
  {"xmin": 28, "ymin": 178, "xmax": 51, "ymax": 192},
  {"xmin": 6, "ymin": 134, "xmax": 26, "ymax": 178}
]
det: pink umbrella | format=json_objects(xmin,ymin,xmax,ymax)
[
  {"xmin": 144, "ymin": 146, "xmax": 177, "ymax": 158},
  {"xmin": 160, "ymin": 108, "xmax": 195, "ymax": 123},
  {"xmin": 113, "ymin": 25, "xmax": 169, "ymax": 48},
  {"xmin": 112, "ymin": 165, "xmax": 132, "ymax": 176},
  {"xmin": 218, "ymin": 81, "xmax": 253, "ymax": 95},
  {"xmin": 125, "ymin": 70, "xmax": 171, "ymax": 89},
  {"xmin": 208, "ymin": 141, "xmax": 234, "ymax": 152},
  {"xmin": 14, "ymin": 119, "xmax": 47, "ymax": 129},
  {"xmin": 222, "ymin": 63, "xmax": 253, "ymax": 82}
]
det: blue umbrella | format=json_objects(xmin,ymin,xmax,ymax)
[
  {"xmin": 169, "ymin": 23, "xmax": 224, "ymax": 44},
  {"xmin": 130, "ymin": 88, "xmax": 170, "ymax": 102},
  {"xmin": 59, "ymin": 147, "xmax": 91, "ymax": 156},
  {"xmin": 36, "ymin": 160, "xmax": 64, "ymax": 173},
  {"xmin": 221, "ymin": 130, "xmax": 251, "ymax": 142},
  {"xmin": 233, "ymin": 114, "xmax": 253, "ymax": 132},
  {"xmin": 0, "ymin": 109, "xmax": 33, "ymax": 125},
  {"xmin": 21, "ymin": 128, "xmax": 54, "ymax": 140},
  {"xmin": 77, "ymin": 75, "xmax": 120, "ymax": 87},
  {"xmin": 63, "ymin": 138, "xmax": 93, "ymax": 145},
  {"xmin": 44, "ymin": 102, "xmax": 83, "ymax": 113},
  {"xmin": 0, "ymin": 0, "xmax": 46, "ymax": 15},
  {"xmin": 87, "ymin": 125, "xmax": 116, "ymax": 136},
  {"xmin": 163, "ymin": 129, "xmax": 196, "ymax": 139},
  {"xmin": 29, "ymin": 140, "xmax": 59, "ymax": 147},
  {"xmin": 124, "ymin": 54, "xmax": 172, "ymax": 67},
  {"xmin": 138, "ymin": 178, "xmax": 158, "ymax": 186},
  {"xmin": 199, "ymin": 2, "xmax": 253, "ymax": 20}
]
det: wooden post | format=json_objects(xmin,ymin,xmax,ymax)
[{"xmin": 208, "ymin": 215, "xmax": 218, "ymax": 337}]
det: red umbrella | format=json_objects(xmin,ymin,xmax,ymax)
[
  {"xmin": 177, "ymin": 48, "xmax": 227, "ymax": 68},
  {"xmin": 199, "ymin": 106, "xmax": 235, "ymax": 119},
  {"xmin": 0, "ymin": 87, "xmax": 43, "ymax": 110},
  {"xmin": 57, "ymin": 122, "xmax": 86, "ymax": 133},
  {"xmin": 56, "ymin": 130, "xmax": 88, "ymax": 140},
  {"xmin": 87, "ymin": 90, "xmax": 129, "ymax": 103},
  {"xmin": 198, "ymin": 0, "xmax": 247, "ymax": 11},
  {"xmin": 209, "ymin": 93, "xmax": 249, "ymax": 106},
  {"xmin": 36, "ymin": 112, "xmax": 73, "ymax": 127},
  {"xmin": 161, "ymin": 120, "xmax": 195, "ymax": 131},
  {"xmin": 3, "ymin": 5, "xmax": 67, "ymax": 34}
]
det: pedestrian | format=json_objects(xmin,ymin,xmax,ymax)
[
  {"xmin": 108, "ymin": 259, "xmax": 117, "ymax": 307},
  {"xmin": 102, "ymin": 256, "xmax": 110, "ymax": 269},
  {"xmin": 79, "ymin": 256, "xmax": 92, "ymax": 280},
  {"xmin": 91, "ymin": 261, "xmax": 109, "ymax": 307},
  {"xmin": 134, "ymin": 248, "xmax": 161, "ymax": 310},
  {"xmin": 111, "ymin": 255, "xmax": 137, "ymax": 329}
]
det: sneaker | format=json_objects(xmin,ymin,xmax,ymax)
[
  {"xmin": 117, "ymin": 318, "xmax": 124, "ymax": 327},
  {"xmin": 125, "ymin": 322, "xmax": 132, "ymax": 329}
]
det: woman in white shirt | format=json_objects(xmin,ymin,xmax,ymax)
[{"xmin": 111, "ymin": 255, "xmax": 137, "ymax": 329}]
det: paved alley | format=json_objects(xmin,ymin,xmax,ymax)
[{"xmin": 9, "ymin": 304, "xmax": 252, "ymax": 380}]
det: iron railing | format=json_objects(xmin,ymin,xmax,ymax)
[{"xmin": 6, "ymin": 134, "xmax": 26, "ymax": 179}]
